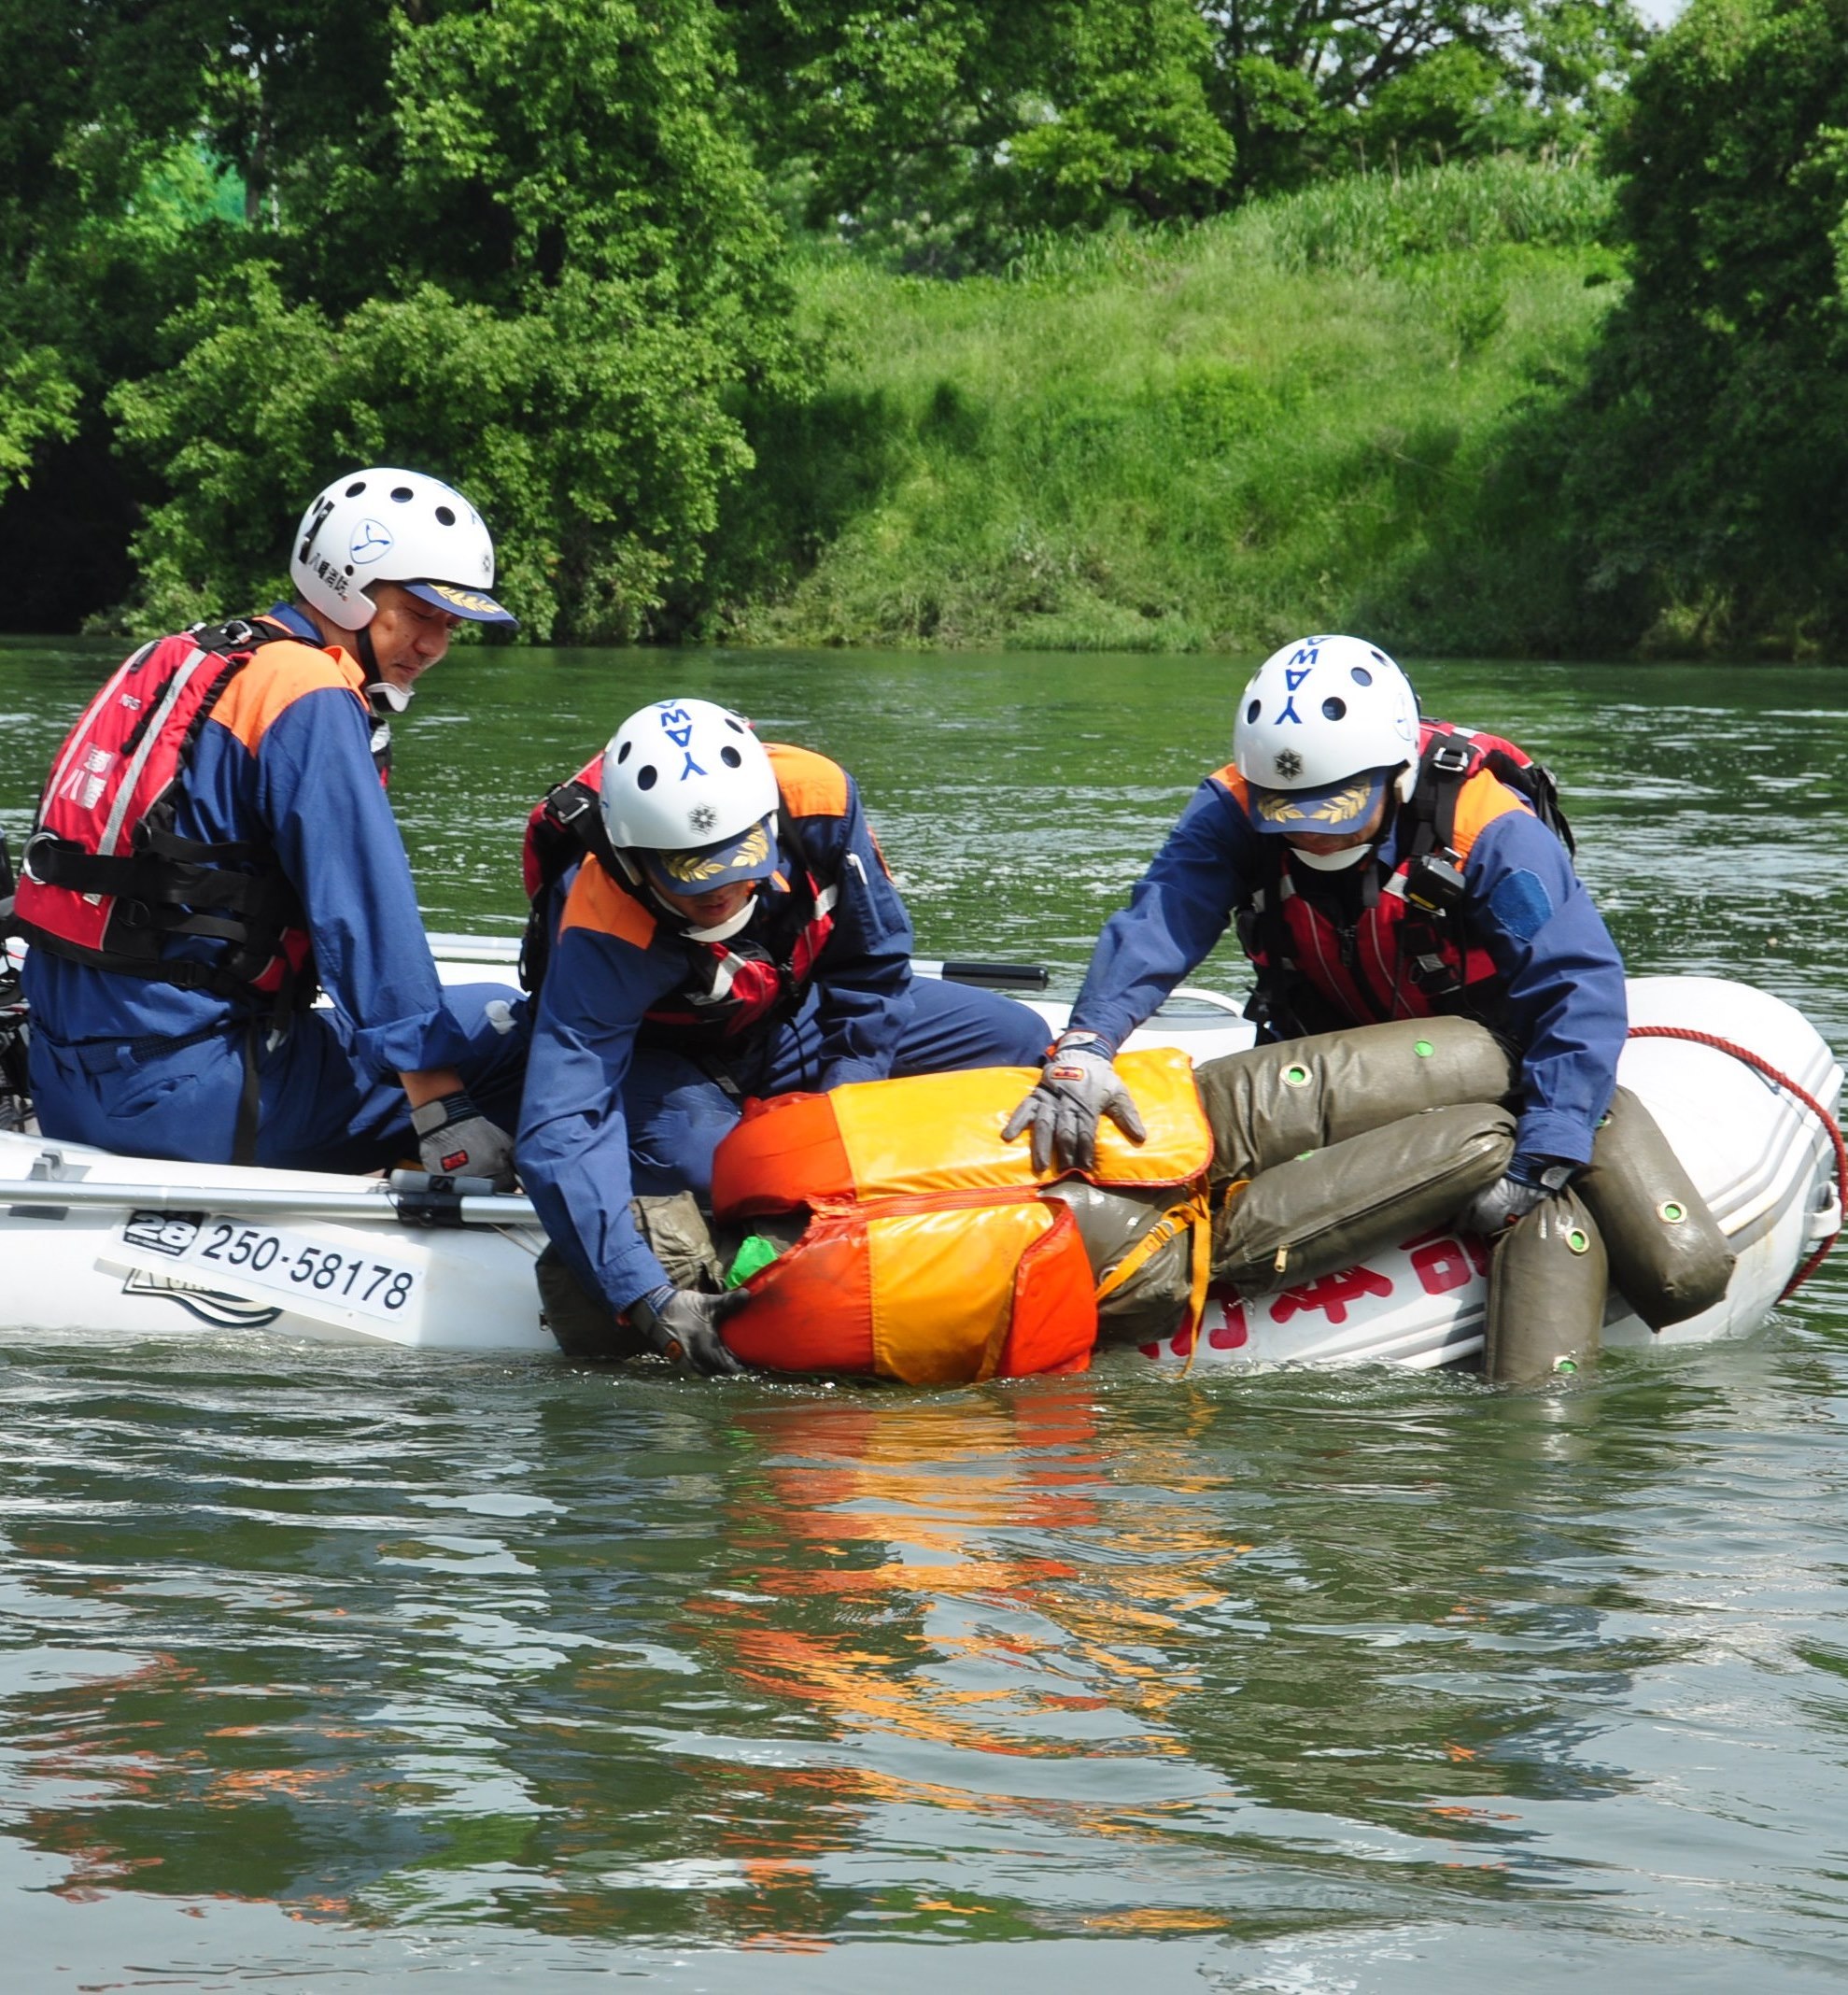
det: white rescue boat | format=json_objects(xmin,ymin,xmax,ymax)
[{"xmin": 0, "ymin": 934, "xmax": 1838, "ymax": 1370}]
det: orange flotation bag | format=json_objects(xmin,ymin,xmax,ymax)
[{"xmin": 711, "ymin": 1049, "xmax": 1214, "ymax": 1384}]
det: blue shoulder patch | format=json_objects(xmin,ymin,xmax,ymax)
[{"xmin": 1487, "ymin": 868, "xmax": 1555, "ymax": 942}]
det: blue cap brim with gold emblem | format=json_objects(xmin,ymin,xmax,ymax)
[
  {"xmin": 1248, "ymin": 768, "xmax": 1390, "ymax": 835},
  {"xmin": 402, "ymin": 579, "xmax": 519, "ymax": 627},
  {"xmin": 640, "ymin": 815, "xmax": 781, "ymax": 897}
]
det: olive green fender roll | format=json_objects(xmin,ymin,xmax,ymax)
[
  {"xmin": 1212, "ymin": 1101, "xmax": 1515, "ymax": 1295},
  {"xmin": 535, "ymin": 1243, "xmax": 649, "ymax": 1359},
  {"xmin": 1575, "ymin": 1086, "xmax": 1734, "ymax": 1329},
  {"xmin": 1194, "ymin": 1018, "xmax": 1517, "ymax": 1190},
  {"xmin": 1485, "ymin": 1189, "xmax": 1606, "ymax": 1384},
  {"xmin": 1046, "ymin": 1180, "xmax": 1198, "ymax": 1346}
]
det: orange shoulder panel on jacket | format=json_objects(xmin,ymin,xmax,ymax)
[
  {"xmin": 559, "ymin": 856, "xmax": 657, "ymax": 951},
  {"xmin": 1209, "ymin": 762, "xmax": 1256, "ymax": 814},
  {"xmin": 767, "ymin": 743, "xmax": 851, "ymax": 818},
  {"xmin": 1452, "ymin": 769, "xmax": 1531, "ymax": 859},
  {"xmin": 207, "ymin": 641, "xmax": 367, "ymax": 753}
]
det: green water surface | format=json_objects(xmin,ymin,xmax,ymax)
[{"xmin": 3, "ymin": 644, "xmax": 1847, "ymax": 1992}]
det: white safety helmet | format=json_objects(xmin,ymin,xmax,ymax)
[
  {"xmin": 289, "ymin": 468, "xmax": 515, "ymax": 630},
  {"xmin": 1233, "ymin": 634, "xmax": 1419, "ymax": 845},
  {"xmin": 600, "ymin": 700, "xmax": 781, "ymax": 924}
]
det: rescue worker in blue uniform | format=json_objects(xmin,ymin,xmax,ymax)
[
  {"xmin": 18, "ymin": 468, "xmax": 528, "ymax": 1181},
  {"xmin": 1006, "ymin": 634, "xmax": 1628, "ymax": 1236},
  {"xmin": 517, "ymin": 697, "xmax": 1049, "ymax": 1372}
]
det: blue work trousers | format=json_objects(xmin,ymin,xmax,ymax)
[
  {"xmin": 30, "ymin": 983, "xmax": 529, "ymax": 1174},
  {"xmin": 627, "ymin": 979, "xmax": 1049, "ymax": 1202}
]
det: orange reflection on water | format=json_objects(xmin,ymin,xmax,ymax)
[{"xmin": 687, "ymin": 1384, "xmax": 1243, "ymax": 1758}]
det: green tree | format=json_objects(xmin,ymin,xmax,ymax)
[
  {"xmin": 723, "ymin": 0, "xmax": 1233, "ymax": 270},
  {"xmin": 1206, "ymin": 0, "xmax": 1649, "ymax": 191},
  {"xmin": 1, "ymin": 0, "xmax": 792, "ymax": 639},
  {"xmin": 1564, "ymin": 0, "xmax": 1848, "ymax": 651}
]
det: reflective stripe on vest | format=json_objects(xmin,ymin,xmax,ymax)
[{"xmin": 1270, "ymin": 867, "xmax": 1503, "ymax": 1023}]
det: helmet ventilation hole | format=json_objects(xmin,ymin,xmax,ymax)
[
  {"xmin": 637, "ymin": 765, "xmax": 658, "ymax": 791},
  {"xmin": 721, "ymin": 745, "xmax": 741, "ymax": 768},
  {"xmin": 345, "ymin": 481, "xmax": 366, "ymax": 497},
  {"xmin": 615, "ymin": 741, "xmax": 632, "ymax": 764},
  {"xmin": 1246, "ymin": 699, "xmax": 1261, "ymax": 722},
  {"xmin": 1350, "ymin": 666, "xmax": 1373, "ymax": 686},
  {"xmin": 390, "ymin": 486, "xmax": 414, "ymax": 502},
  {"xmin": 725, "ymin": 715, "xmax": 747, "ymax": 732},
  {"xmin": 435, "ymin": 505, "xmax": 456, "ymax": 526},
  {"xmin": 1321, "ymin": 697, "xmax": 1346, "ymax": 720}
]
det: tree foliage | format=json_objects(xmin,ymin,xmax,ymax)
[
  {"xmin": 721, "ymin": 0, "xmax": 1234, "ymax": 272},
  {"xmin": 0, "ymin": 0, "xmax": 791, "ymax": 638},
  {"xmin": 0, "ymin": 0, "xmax": 1664, "ymax": 639},
  {"xmin": 726, "ymin": 0, "xmax": 1648, "ymax": 264},
  {"xmin": 1563, "ymin": 0, "xmax": 1848, "ymax": 651},
  {"xmin": 1209, "ymin": 0, "xmax": 1650, "ymax": 191}
]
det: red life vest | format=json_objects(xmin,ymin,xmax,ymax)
[
  {"xmin": 520, "ymin": 749, "xmax": 842, "ymax": 1049},
  {"xmin": 1234, "ymin": 720, "xmax": 1574, "ymax": 1036},
  {"xmin": 15, "ymin": 619, "xmax": 336, "ymax": 1008}
]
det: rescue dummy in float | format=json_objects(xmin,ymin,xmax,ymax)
[{"xmin": 537, "ymin": 1016, "xmax": 1735, "ymax": 1386}]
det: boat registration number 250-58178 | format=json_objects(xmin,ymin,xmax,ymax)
[{"xmin": 120, "ymin": 1211, "xmax": 422, "ymax": 1323}]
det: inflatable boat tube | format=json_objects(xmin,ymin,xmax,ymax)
[{"xmin": 0, "ymin": 947, "xmax": 1836, "ymax": 1371}]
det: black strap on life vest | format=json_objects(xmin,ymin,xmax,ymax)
[
  {"xmin": 1392, "ymin": 734, "xmax": 1477, "ymax": 1003},
  {"xmin": 0, "ymin": 829, "xmax": 27, "ymax": 1128},
  {"xmin": 516, "ymin": 772, "xmax": 619, "ymax": 995}
]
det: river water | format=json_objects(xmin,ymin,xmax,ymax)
[{"xmin": 3, "ymin": 642, "xmax": 1847, "ymax": 1992}]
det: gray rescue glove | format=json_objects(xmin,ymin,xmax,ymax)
[
  {"xmin": 410, "ymin": 1090, "xmax": 516, "ymax": 1191},
  {"xmin": 1459, "ymin": 1155, "xmax": 1574, "ymax": 1237},
  {"xmin": 1001, "ymin": 1031, "xmax": 1148, "ymax": 1174},
  {"xmin": 628, "ymin": 1283, "xmax": 749, "ymax": 1376}
]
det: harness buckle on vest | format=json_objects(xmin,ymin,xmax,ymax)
[
  {"xmin": 1408, "ymin": 949, "xmax": 1463, "ymax": 995},
  {"xmin": 1428, "ymin": 741, "xmax": 1472, "ymax": 777},
  {"xmin": 1404, "ymin": 852, "xmax": 1467, "ymax": 913}
]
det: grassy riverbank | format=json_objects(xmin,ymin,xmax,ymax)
[{"xmin": 716, "ymin": 160, "xmax": 1625, "ymax": 656}]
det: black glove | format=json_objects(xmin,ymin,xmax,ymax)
[
  {"xmin": 628, "ymin": 1283, "xmax": 749, "ymax": 1376},
  {"xmin": 1460, "ymin": 1155, "xmax": 1574, "ymax": 1236},
  {"xmin": 1001, "ymin": 1032, "xmax": 1148, "ymax": 1173},
  {"xmin": 410, "ymin": 1090, "xmax": 516, "ymax": 1190}
]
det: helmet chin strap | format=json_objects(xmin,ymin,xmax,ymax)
[
  {"xmin": 355, "ymin": 617, "xmax": 414, "ymax": 713},
  {"xmin": 683, "ymin": 898, "xmax": 758, "ymax": 943},
  {"xmin": 1290, "ymin": 839, "xmax": 1375, "ymax": 872}
]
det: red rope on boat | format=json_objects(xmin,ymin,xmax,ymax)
[{"xmin": 1628, "ymin": 1025, "xmax": 1847, "ymax": 1299}]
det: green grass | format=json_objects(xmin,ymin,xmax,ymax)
[{"xmin": 716, "ymin": 159, "xmax": 1626, "ymax": 656}]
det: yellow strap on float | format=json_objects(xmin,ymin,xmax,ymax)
[{"xmin": 1091, "ymin": 1185, "xmax": 1217, "ymax": 1375}]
